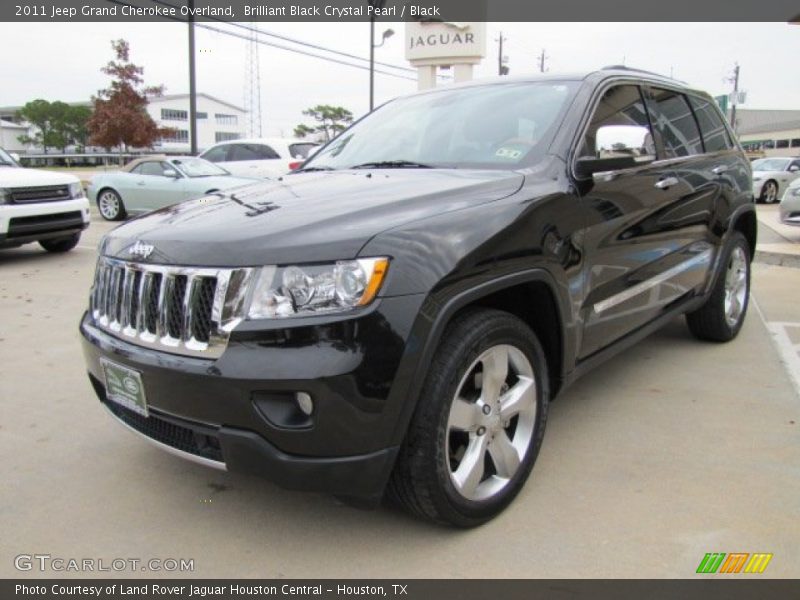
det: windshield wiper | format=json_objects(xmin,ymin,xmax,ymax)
[
  {"xmin": 350, "ymin": 160, "xmax": 433, "ymax": 169},
  {"xmin": 296, "ymin": 165, "xmax": 335, "ymax": 172}
]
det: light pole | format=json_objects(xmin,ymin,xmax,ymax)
[{"xmin": 369, "ymin": 21, "xmax": 394, "ymax": 111}]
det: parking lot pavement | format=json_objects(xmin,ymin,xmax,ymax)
[{"xmin": 1, "ymin": 222, "xmax": 798, "ymax": 579}]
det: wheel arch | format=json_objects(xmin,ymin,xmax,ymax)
[{"xmin": 731, "ymin": 206, "xmax": 757, "ymax": 261}]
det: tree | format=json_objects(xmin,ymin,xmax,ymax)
[
  {"xmin": 295, "ymin": 105, "xmax": 354, "ymax": 141},
  {"xmin": 15, "ymin": 99, "xmax": 90, "ymax": 153},
  {"xmin": 65, "ymin": 105, "xmax": 92, "ymax": 151},
  {"xmin": 16, "ymin": 99, "xmax": 60, "ymax": 153},
  {"xmin": 88, "ymin": 39, "xmax": 172, "ymax": 153}
]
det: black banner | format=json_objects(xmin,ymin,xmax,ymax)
[
  {"xmin": 2, "ymin": 0, "xmax": 800, "ymax": 22},
  {"xmin": 4, "ymin": 580, "xmax": 800, "ymax": 600}
]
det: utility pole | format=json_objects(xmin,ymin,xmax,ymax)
[
  {"xmin": 537, "ymin": 48, "xmax": 548, "ymax": 73},
  {"xmin": 369, "ymin": 16, "xmax": 375, "ymax": 110},
  {"xmin": 187, "ymin": 0, "xmax": 197, "ymax": 155},
  {"xmin": 496, "ymin": 32, "xmax": 508, "ymax": 75},
  {"xmin": 728, "ymin": 63, "xmax": 740, "ymax": 131}
]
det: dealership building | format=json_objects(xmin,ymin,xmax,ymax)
[
  {"xmin": 733, "ymin": 109, "xmax": 800, "ymax": 156},
  {"xmin": 0, "ymin": 92, "xmax": 246, "ymax": 157}
]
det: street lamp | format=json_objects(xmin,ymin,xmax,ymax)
[{"xmin": 369, "ymin": 21, "xmax": 394, "ymax": 111}]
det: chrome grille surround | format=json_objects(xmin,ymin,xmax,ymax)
[{"xmin": 90, "ymin": 257, "xmax": 253, "ymax": 359}]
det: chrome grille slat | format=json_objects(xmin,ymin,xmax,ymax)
[{"xmin": 90, "ymin": 257, "xmax": 252, "ymax": 359}]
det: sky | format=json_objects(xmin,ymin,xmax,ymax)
[{"xmin": 0, "ymin": 21, "xmax": 798, "ymax": 137}]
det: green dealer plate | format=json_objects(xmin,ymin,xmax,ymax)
[{"xmin": 100, "ymin": 358, "xmax": 148, "ymax": 417}]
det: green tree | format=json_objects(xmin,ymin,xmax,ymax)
[
  {"xmin": 295, "ymin": 105, "xmax": 354, "ymax": 141},
  {"xmin": 65, "ymin": 105, "xmax": 92, "ymax": 151},
  {"xmin": 88, "ymin": 39, "xmax": 172, "ymax": 154},
  {"xmin": 16, "ymin": 99, "xmax": 61, "ymax": 153}
]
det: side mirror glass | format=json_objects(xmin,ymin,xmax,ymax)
[
  {"xmin": 789, "ymin": 165, "xmax": 799, "ymax": 172},
  {"xmin": 576, "ymin": 123, "xmax": 655, "ymax": 179}
]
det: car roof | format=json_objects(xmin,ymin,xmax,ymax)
[{"xmin": 207, "ymin": 137, "xmax": 319, "ymax": 148}]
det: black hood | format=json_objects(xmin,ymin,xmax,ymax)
[{"xmin": 102, "ymin": 169, "xmax": 525, "ymax": 266}]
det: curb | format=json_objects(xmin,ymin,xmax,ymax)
[{"xmin": 754, "ymin": 250, "xmax": 800, "ymax": 269}]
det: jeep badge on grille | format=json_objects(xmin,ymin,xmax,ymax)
[{"xmin": 128, "ymin": 240, "xmax": 154, "ymax": 259}]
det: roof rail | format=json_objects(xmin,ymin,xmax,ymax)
[{"xmin": 600, "ymin": 65, "xmax": 685, "ymax": 83}]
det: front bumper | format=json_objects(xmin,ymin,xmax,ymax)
[
  {"xmin": 0, "ymin": 197, "xmax": 90, "ymax": 245},
  {"xmin": 80, "ymin": 293, "xmax": 426, "ymax": 499}
]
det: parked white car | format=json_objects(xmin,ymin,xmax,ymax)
[
  {"xmin": 779, "ymin": 178, "xmax": 800, "ymax": 226},
  {"xmin": 751, "ymin": 157, "xmax": 800, "ymax": 204},
  {"xmin": 0, "ymin": 147, "xmax": 90, "ymax": 253},
  {"xmin": 198, "ymin": 137, "xmax": 320, "ymax": 179}
]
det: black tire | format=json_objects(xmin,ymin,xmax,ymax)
[
  {"xmin": 388, "ymin": 308, "xmax": 550, "ymax": 527},
  {"xmin": 39, "ymin": 233, "xmax": 80, "ymax": 253},
  {"xmin": 686, "ymin": 232, "xmax": 751, "ymax": 342},
  {"xmin": 97, "ymin": 188, "xmax": 126, "ymax": 221},
  {"xmin": 758, "ymin": 180, "xmax": 779, "ymax": 204}
]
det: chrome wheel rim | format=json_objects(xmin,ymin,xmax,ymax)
[
  {"xmin": 445, "ymin": 344, "xmax": 537, "ymax": 502},
  {"xmin": 98, "ymin": 191, "xmax": 119, "ymax": 219},
  {"xmin": 764, "ymin": 182, "xmax": 778, "ymax": 203},
  {"xmin": 724, "ymin": 246, "xmax": 748, "ymax": 328}
]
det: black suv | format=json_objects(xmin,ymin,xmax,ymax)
[{"xmin": 80, "ymin": 68, "xmax": 755, "ymax": 526}]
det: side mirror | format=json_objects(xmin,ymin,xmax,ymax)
[
  {"xmin": 789, "ymin": 165, "xmax": 799, "ymax": 173},
  {"xmin": 163, "ymin": 169, "xmax": 179, "ymax": 178},
  {"xmin": 574, "ymin": 155, "xmax": 649, "ymax": 179}
]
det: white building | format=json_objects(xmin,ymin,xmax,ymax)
[
  {"xmin": 0, "ymin": 119, "xmax": 29, "ymax": 152},
  {"xmin": 148, "ymin": 93, "xmax": 247, "ymax": 153}
]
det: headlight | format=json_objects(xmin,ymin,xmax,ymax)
[
  {"xmin": 0, "ymin": 188, "xmax": 8, "ymax": 204},
  {"xmin": 247, "ymin": 257, "xmax": 389, "ymax": 319},
  {"xmin": 69, "ymin": 181, "xmax": 84, "ymax": 198}
]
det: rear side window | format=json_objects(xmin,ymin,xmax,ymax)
[
  {"xmin": 136, "ymin": 161, "xmax": 166, "ymax": 176},
  {"xmin": 579, "ymin": 85, "xmax": 655, "ymax": 160},
  {"xmin": 201, "ymin": 145, "xmax": 229, "ymax": 163},
  {"xmin": 647, "ymin": 88, "xmax": 703, "ymax": 158},
  {"xmin": 687, "ymin": 96, "xmax": 732, "ymax": 152},
  {"xmin": 289, "ymin": 143, "xmax": 318, "ymax": 159},
  {"xmin": 229, "ymin": 144, "xmax": 280, "ymax": 161}
]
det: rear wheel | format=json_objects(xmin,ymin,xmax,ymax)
[
  {"xmin": 97, "ymin": 188, "xmax": 126, "ymax": 221},
  {"xmin": 759, "ymin": 180, "xmax": 779, "ymax": 204},
  {"xmin": 686, "ymin": 232, "xmax": 750, "ymax": 342},
  {"xmin": 39, "ymin": 233, "xmax": 80, "ymax": 253},
  {"xmin": 388, "ymin": 309, "xmax": 549, "ymax": 527}
]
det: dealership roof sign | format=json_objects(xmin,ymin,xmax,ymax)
[{"xmin": 405, "ymin": 21, "xmax": 486, "ymax": 63}]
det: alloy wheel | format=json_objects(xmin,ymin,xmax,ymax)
[
  {"xmin": 724, "ymin": 246, "xmax": 748, "ymax": 328},
  {"xmin": 98, "ymin": 191, "xmax": 120, "ymax": 220}
]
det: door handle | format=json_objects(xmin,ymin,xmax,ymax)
[
  {"xmin": 711, "ymin": 165, "xmax": 729, "ymax": 175},
  {"xmin": 654, "ymin": 176, "xmax": 679, "ymax": 190}
]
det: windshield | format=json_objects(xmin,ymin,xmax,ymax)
[
  {"xmin": 172, "ymin": 157, "xmax": 229, "ymax": 177},
  {"xmin": 0, "ymin": 148, "xmax": 19, "ymax": 167},
  {"xmin": 302, "ymin": 81, "xmax": 578, "ymax": 171},
  {"xmin": 752, "ymin": 158, "xmax": 790, "ymax": 171}
]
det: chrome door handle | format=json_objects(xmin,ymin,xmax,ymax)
[
  {"xmin": 655, "ymin": 176, "xmax": 679, "ymax": 190},
  {"xmin": 712, "ymin": 165, "xmax": 729, "ymax": 175}
]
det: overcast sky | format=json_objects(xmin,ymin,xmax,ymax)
[{"xmin": 1, "ymin": 22, "xmax": 798, "ymax": 136}]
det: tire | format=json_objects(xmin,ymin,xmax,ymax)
[
  {"xmin": 39, "ymin": 233, "xmax": 80, "ymax": 253},
  {"xmin": 388, "ymin": 308, "xmax": 550, "ymax": 527},
  {"xmin": 685, "ymin": 232, "xmax": 751, "ymax": 342},
  {"xmin": 97, "ymin": 188, "xmax": 126, "ymax": 221},
  {"xmin": 759, "ymin": 180, "xmax": 779, "ymax": 204}
]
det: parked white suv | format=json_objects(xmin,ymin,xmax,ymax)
[
  {"xmin": 0, "ymin": 148, "xmax": 90, "ymax": 253},
  {"xmin": 199, "ymin": 137, "xmax": 320, "ymax": 179}
]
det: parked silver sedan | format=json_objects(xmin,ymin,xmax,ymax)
[
  {"xmin": 751, "ymin": 157, "xmax": 800, "ymax": 204},
  {"xmin": 88, "ymin": 156, "xmax": 259, "ymax": 221},
  {"xmin": 779, "ymin": 178, "xmax": 800, "ymax": 226}
]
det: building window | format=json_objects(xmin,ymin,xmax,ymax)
[
  {"xmin": 196, "ymin": 112, "xmax": 208, "ymax": 119},
  {"xmin": 160, "ymin": 129, "xmax": 189, "ymax": 143},
  {"xmin": 161, "ymin": 108, "xmax": 188, "ymax": 121},
  {"xmin": 776, "ymin": 139, "xmax": 790, "ymax": 149},
  {"xmin": 792, "ymin": 139, "xmax": 800, "ymax": 148},
  {"xmin": 215, "ymin": 113, "xmax": 238, "ymax": 126},
  {"xmin": 215, "ymin": 132, "xmax": 240, "ymax": 142}
]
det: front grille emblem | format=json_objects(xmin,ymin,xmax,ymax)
[{"xmin": 129, "ymin": 240, "xmax": 155, "ymax": 259}]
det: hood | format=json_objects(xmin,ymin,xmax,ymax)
[
  {"xmin": 102, "ymin": 169, "xmax": 524, "ymax": 266},
  {"xmin": 0, "ymin": 166, "xmax": 80, "ymax": 187}
]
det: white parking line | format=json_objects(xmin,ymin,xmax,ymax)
[{"xmin": 752, "ymin": 296, "xmax": 800, "ymax": 398}]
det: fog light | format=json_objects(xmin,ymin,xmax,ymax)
[{"xmin": 296, "ymin": 392, "xmax": 314, "ymax": 416}]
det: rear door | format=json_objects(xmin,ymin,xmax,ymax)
[{"xmin": 576, "ymin": 83, "xmax": 713, "ymax": 358}]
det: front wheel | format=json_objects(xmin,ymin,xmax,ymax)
[
  {"xmin": 39, "ymin": 233, "xmax": 80, "ymax": 253},
  {"xmin": 759, "ymin": 180, "xmax": 779, "ymax": 204},
  {"xmin": 686, "ymin": 232, "xmax": 751, "ymax": 342},
  {"xmin": 388, "ymin": 309, "xmax": 549, "ymax": 527},
  {"xmin": 97, "ymin": 189, "xmax": 126, "ymax": 221}
]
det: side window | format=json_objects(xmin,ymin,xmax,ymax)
[
  {"xmin": 647, "ymin": 88, "xmax": 703, "ymax": 158},
  {"xmin": 228, "ymin": 144, "xmax": 272, "ymax": 161},
  {"xmin": 202, "ymin": 145, "xmax": 229, "ymax": 163},
  {"xmin": 255, "ymin": 144, "xmax": 280, "ymax": 159},
  {"xmin": 580, "ymin": 85, "xmax": 655, "ymax": 160},
  {"xmin": 138, "ymin": 162, "xmax": 166, "ymax": 176},
  {"xmin": 129, "ymin": 164, "xmax": 144, "ymax": 175},
  {"xmin": 687, "ymin": 95, "xmax": 732, "ymax": 153}
]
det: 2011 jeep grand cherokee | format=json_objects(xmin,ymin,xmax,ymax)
[{"xmin": 80, "ymin": 67, "xmax": 755, "ymax": 526}]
